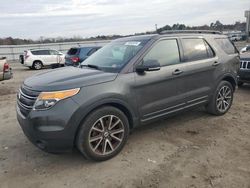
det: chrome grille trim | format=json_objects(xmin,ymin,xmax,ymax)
[
  {"xmin": 19, "ymin": 89, "xmax": 37, "ymax": 100},
  {"xmin": 17, "ymin": 100, "xmax": 33, "ymax": 110},
  {"xmin": 17, "ymin": 86, "xmax": 40, "ymax": 117},
  {"xmin": 240, "ymin": 61, "xmax": 250, "ymax": 70}
]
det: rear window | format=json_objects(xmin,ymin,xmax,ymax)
[
  {"xmin": 182, "ymin": 38, "xmax": 215, "ymax": 62},
  {"xmin": 215, "ymin": 38, "xmax": 238, "ymax": 54},
  {"xmin": 67, "ymin": 48, "xmax": 79, "ymax": 55}
]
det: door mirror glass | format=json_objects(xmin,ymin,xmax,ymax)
[{"xmin": 136, "ymin": 59, "xmax": 161, "ymax": 73}]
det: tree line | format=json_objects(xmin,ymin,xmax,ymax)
[{"xmin": 0, "ymin": 21, "xmax": 246, "ymax": 45}]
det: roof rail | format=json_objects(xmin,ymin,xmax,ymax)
[{"xmin": 160, "ymin": 30, "xmax": 222, "ymax": 35}]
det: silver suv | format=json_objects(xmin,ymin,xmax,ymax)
[{"xmin": 17, "ymin": 31, "xmax": 239, "ymax": 161}]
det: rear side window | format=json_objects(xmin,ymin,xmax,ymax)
[
  {"xmin": 87, "ymin": 48, "xmax": 98, "ymax": 56},
  {"xmin": 79, "ymin": 48, "xmax": 92, "ymax": 57},
  {"xmin": 215, "ymin": 38, "xmax": 238, "ymax": 54},
  {"xmin": 143, "ymin": 39, "xmax": 180, "ymax": 67},
  {"xmin": 67, "ymin": 48, "xmax": 79, "ymax": 55},
  {"xmin": 31, "ymin": 50, "xmax": 50, "ymax": 55},
  {"xmin": 182, "ymin": 38, "xmax": 214, "ymax": 62}
]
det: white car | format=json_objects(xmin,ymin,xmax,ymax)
[
  {"xmin": 230, "ymin": 35, "xmax": 242, "ymax": 42},
  {"xmin": 21, "ymin": 49, "xmax": 65, "ymax": 70},
  {"xmin": 240, "ymin": 45, "xmax": 250, "ymax": 54}
]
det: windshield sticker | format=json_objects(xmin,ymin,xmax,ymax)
[{"xmin": 125, "ymin": 41, "xmax": 141, "ymax": 46}]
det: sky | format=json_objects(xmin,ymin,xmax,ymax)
[{"xmin": 0, "ymin": 0, "xmax": 250, "ymax": 39}]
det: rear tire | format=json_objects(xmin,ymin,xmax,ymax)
[
  {"xmin": 206, "ymin": 81, "xmax": 234, "ymax": 116},
  {"xmin": 32, "ymin": 61, "xmax": 43, "ymax": 70},
  {"xmin": 76, "ymin": 106, "xmax": 129, "ymax": 161}
]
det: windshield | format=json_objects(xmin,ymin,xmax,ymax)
[{"xmin": 81, "ymin": 39, "xmax": 149, "ymax": 73}]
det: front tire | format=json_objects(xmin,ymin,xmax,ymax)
[
  {"xmin": 76, "ymin": 106, "xmax": 129, "ymax": 161},
  {"xmin": 206, "ymin": 81, "xmax": 234, "ymax": 116}
]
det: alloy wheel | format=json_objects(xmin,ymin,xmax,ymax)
[
  {"xmin": 216, "ymin": 85, "xmax": 232, "ymax": 113},
  {"xmin": 88, "ymin": 115, "xmax": 125, "ymax": 156},
  {"xmin": 34, "ymin": 62, "xmax": 42, "ymax": 70}
]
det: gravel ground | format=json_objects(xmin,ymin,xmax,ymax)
[{"xmin": 0, "ymin": 62, "xmax": 250, "ymax": 188}]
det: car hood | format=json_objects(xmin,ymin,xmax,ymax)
[
  {"xmin": 240, "ymin": 52, "xmax": 250, "ymax": 60},
  {"xmin": 23, "ymin": 67, "xmax": 118, "ymax": 91}
]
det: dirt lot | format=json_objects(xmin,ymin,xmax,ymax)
[{"xmin": 0, "ymin": 63, "xmax": 250, "ymax": 188}]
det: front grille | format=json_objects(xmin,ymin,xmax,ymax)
[
  {"xmin": 17, "ymin": 86, "xmax": 40, "ymax": 117},
  {"xmin": 240, "ymin": 60, "xmax": 250, "ymax": 70}
]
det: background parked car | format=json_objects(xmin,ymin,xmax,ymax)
[
  {"xmin": 230, "ymin": 34, "xmax": 242, "ymax": 41},
  {"xmin": 21, "ymin": 49, "xmax": 65, "ymax": 70},
  {"xmin": 0, "ymin": 57, "xmax": 12, "ymax": 81},
  {"xmin": 238, "ymin": 52, "xmax": 250, "ymax": 86},
  {"xmin": 65, "ymin": 46, "xmax": 101, "ymax": 66},
  {"xmin": 240, "ymin": 45, "xmax": 250, "ymax": 54}
]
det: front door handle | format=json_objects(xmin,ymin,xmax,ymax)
[
  {"xmin": 213, "ymin": 61, "xmax": 221, "ymax": 66},
  {"xmin": 172, "ymin": 69, "xmax": 183, "ymax": 75}
]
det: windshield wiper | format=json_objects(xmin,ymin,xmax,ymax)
[{"xmin": 81, "ymin": 64, "xmax": 100, "ymax": 70}]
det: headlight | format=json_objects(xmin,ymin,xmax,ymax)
[{"xmin": 33, "ymin": 88, "xmax": 80, "ymax": 110}]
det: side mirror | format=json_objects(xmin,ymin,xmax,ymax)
[{"xmin": 136, "ymin": 59, "xmax": 161, "ymax": 73}]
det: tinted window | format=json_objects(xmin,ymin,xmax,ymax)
[
  {"xmin": 143, "ymin": 39, "xmax": 180, "ymax": 67},
  {"xmin": 31, "ymin": 51, "xmax": 39, "ymax": 55},
  {"xmin": 204, "ymin": 41, "xmax": 215, "ymax": 58},
  {"xmin": 215, "ymin": 38, "xmax": 238, "ymax": 54},
  {"xmin": 79, "ymin": 47, "xmax": 93, "ymax": 57},
  {"xmin": 87, "ymin": 48, "xmax": 98, "ymax": 56},
  {"xmin": 67, "ymin": 48, "xmax": 79, "ymax": 55},
  {"xmin": 50, "ymin": 50, "xmax": 59, "ymax": 55},
  {"xmin": 31, "ymin": 50, "xmax": 50, "ymax": 55},
  {"xmin": 182, "ymin": 38, "xmax": 212, "ymax": 61}
]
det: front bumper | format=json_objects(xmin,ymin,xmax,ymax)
[
  {"xmin": 238, "ymin": 69, "xmax": 250, "ymax": 83},
  {"xmin": 3, "ymin": 68, "xmax": 13, "ymax": 80},
  {"xmin": 16, "ymin": 98, "xmax": 79, "ymax": 153}
]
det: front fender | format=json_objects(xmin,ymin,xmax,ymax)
[{"xmin": 68, "ymin": 95, "xmax": 140, "ymax": 140}]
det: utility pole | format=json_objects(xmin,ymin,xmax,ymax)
[
  {"xmin": 245, "ymin": 10, "xmax": 250, "ymax": 41},
  {"xmin": 155, "ymin": 24, "xmax": 158, "ymax": 33}
]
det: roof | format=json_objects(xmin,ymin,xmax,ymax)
[
  {"xmin": 114, "ymin": 31, "xmax": 227, "ymax": 42},
  {"xmin": 29, "ymin": 48, "xmax": 53, "ymax": 51},
  {"xmin": 70, "ymin": 46, "xmax": 102, "ymax": 49}
]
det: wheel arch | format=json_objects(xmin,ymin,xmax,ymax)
[
  {"xmin": 33, "ymin": 60, "xmax": 43, "ymax": 66},
  {"xmin": 221, "ymin": 74, "xmax": 237, "ymax": 91},
  {"xmin": 72, "ymin": 99, "xmax": 139, "ymax": 144}
]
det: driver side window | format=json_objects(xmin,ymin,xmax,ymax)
[{"xmin": 143, "ymin": 39, "xmax": 180, "ymax": 67}]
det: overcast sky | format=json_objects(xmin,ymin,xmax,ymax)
[{"xmin": 1, "ymin": 0, "xmax": 250, "ymax": 39}]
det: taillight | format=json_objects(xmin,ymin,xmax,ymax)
[
  {"xmin": 71, "ymin": 57, "xmax": 80, "ymax": 63},
  {"xmin": 3, "ymin": 63, "xmax": 9, "ymax": 72},
  {"xmin": 24, "ymin": 51, "xmax": 29, "ymax": 60}
]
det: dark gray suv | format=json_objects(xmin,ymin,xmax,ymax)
[{"xmin": 17, "ymin": 32, "xmax": 240, "ymax": 161}]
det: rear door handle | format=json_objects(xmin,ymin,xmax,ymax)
[
  {"xmin": 213, "ymin": 61, "xmax": 220, "ymax": 66},
  {"xmin": 172, "ymin": 69, "xmax": 183, "ymax": 75}
]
